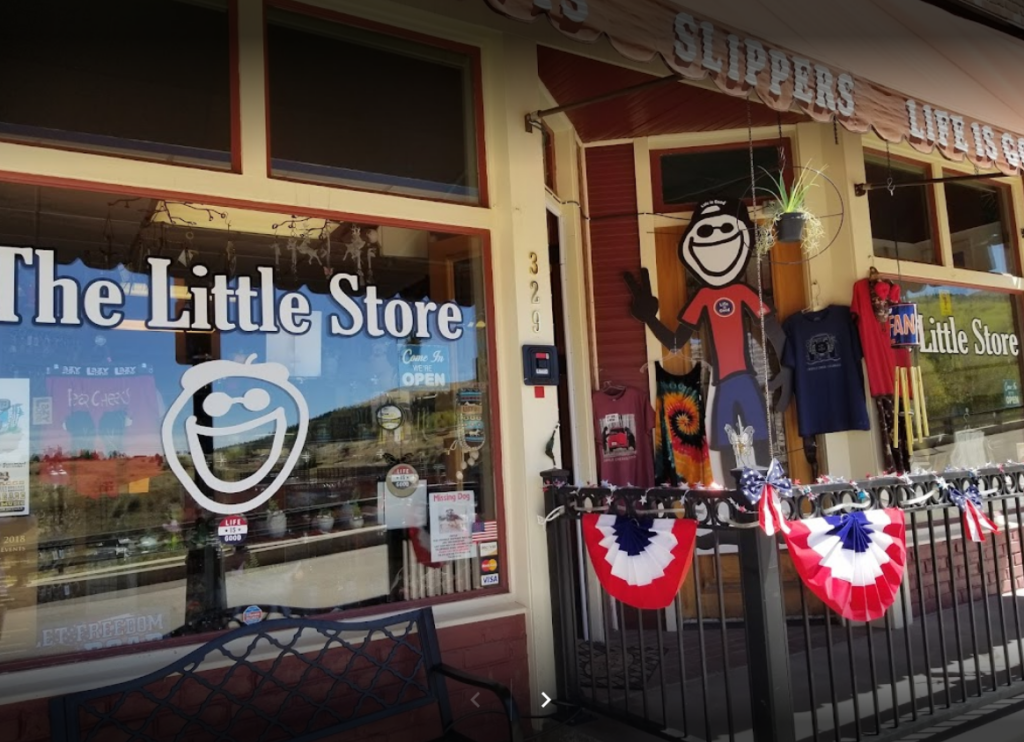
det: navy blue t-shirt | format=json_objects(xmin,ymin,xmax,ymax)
[{"xmin": 782, "ymin": 306, "xmax": 870, "ymax": 437}]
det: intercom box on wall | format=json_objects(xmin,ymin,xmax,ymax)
[{"xmin": 522, "ymin": 345, "xmax": 559, "ymax": 386}]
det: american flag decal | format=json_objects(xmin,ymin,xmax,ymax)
[{"xmin": 471, "ymin": 520, "xmax": 497, "ymax": 543}]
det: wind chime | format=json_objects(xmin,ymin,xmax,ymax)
[
  {"xmin": 452, "ymin": 388, "xmax": 485, "ymax": 481},
  {"xmin": 883, "ymin": 146, "xmax": 930, "ymax": 454}
]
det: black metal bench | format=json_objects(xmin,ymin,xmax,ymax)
[{"xmin": 49, "ymin": 607, "xmax": 522, "ymax": 742}]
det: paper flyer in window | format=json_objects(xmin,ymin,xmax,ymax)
[
  {"xmin": 428, "ymin": 490, "xmax": 475, "ymax": 562},
  {"xmin": 0, "ymin": 379, "xmax": 30, "ymax": 517},
  {"xmin": 382, "ymin": 481, "xmax": 428, "ymax": 530}
]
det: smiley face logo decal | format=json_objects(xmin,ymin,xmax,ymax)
[
  {"xmin": 161, "ymin": 354, "xmax": 309, "ymax": 515},
  {"xmin": 678, "ymin": 200, "xmax": 752, "ymax": 287}
]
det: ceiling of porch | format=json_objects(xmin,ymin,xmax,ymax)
[{"xmin": 537, "ymin": 45, "xmax": 806, "ymax": 143}]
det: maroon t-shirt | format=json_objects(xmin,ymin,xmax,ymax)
[{"xmin": 592, "ymin": 386, "xmax": 654, "ymax": 487}]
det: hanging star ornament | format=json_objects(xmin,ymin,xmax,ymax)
[{"xmin": 582, "ymin": 513, "xmax": 697, "ymax": 610}]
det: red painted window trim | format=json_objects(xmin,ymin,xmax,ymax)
[
  {"xmin": 650, "ymin": 139, "xmax": 794, "ymax": 214},
  {"xmin": 261, "ymin": 0, "xmax": 489, "ymax": 208}
]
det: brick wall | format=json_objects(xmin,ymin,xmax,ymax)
[
  {"xmin": 0, "ymin": 614, "xmax": 529, "ymax": 742},
  {"xmin": 905, "ymin": 523, "xmax": 1023, "ymax": 615}
]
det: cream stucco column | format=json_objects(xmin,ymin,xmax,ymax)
[
  {"xmin": 793, "ymin": 122, "xmax": 881, "ymax": 478},
  {"xmin": 487, "ymin": 35, "xmax": 561, "ymax": 714}
]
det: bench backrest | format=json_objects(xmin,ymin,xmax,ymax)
[{"xmin": 50, "ymin": 608, "xmax": 451, "ymax": 742}]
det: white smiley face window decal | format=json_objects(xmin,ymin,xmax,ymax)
[{"xmin": 161, "ymin": 354, "xmax": 309, "ymax": 515}]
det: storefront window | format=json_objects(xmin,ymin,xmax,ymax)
[
  {"xmin": 655, "ymin": 144, "xmax": 780, "ymax": 211},
  {"xmin": 0, "ymin": 181, "xmax": 499, "ymax": 663},
  {"xmin": 0, "ymin": 0, "xmax": 234, "ymax": 169},
  {"xmin": 266, "ymin": 6, "xmax": 482, "ymax": 204},
  {"xmin": 866, "ymin": 156, "xmax": 936, "ymax": 264},
  {"xmin": 944, "ymin": 179, "xmax": 1018, "ymax": 275},
  {"xmin": 906, "ymin": 281, "xmax": 1024, "ymax": 469}
]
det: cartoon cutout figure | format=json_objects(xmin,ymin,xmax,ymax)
[
  {"xmin": 625, "ymin": 198, "xmax": 791, "ymax": 471},
  {"xmin": 162, "ymin": 354, "xmax": 309, "ymax": 515}
]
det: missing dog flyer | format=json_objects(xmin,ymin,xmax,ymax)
[
  {"xmin": 0, "ymin": 380, "xmax": 30, "ymax": 517},
  {"xmin": 428, "ymin": 490, "xmax": 475, "ymax": 562}
]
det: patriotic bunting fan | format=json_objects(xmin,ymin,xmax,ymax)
[
  {"xmin": 582, "ymin": 513, "xmax": 697, "ymax": 610},
  {"xmin": 783, "ymin": 509, "xmax": 906, "ymax": 623}
]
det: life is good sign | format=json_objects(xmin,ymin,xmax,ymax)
[{"xmin": 0, "ymin": 247, "xmax": 465, "ymax": 341}]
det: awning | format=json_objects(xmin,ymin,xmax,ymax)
[{"xmin": 486, "ymin": 0, "xmax": 1024, "ymax": 175}]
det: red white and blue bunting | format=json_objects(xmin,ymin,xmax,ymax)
[
  {"xmin": 739, "ymin": 460, "xmax": 793, "ymax": 537},
  {"xmin": 582, "ymin": 513, "xmax": 698, "ymax": 610},
  {"xmin": 945, "ymin": 480, "xmax": 1000, "ymax": 543},
  {"xmin": 783, "ymin": 509, "xmax": 907, "ymax": 623}
]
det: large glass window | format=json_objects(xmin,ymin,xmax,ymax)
[
  {"xmin": 944, "ymin": 179, "xmax": 1018, "ymax": 275},
  {"xmin": 866, "ymin": 156, "xmax": 937, "ymax": 264},
  {"xmin": 905, "ymin": 281, "xmax": 1024, "ymax": 469},
  {"xmin": 0, "ymin": 0, "xmax": 234, "ymax": 169},
  {"xmin": 655, "ymin": 144, "xmax": 781, "ymax": 211},
  {"xmin": 266, "ymin": 6, "xmax": 482, "ymax": 204},
  {"xmin": 0, "ymin": 181, "xmax": 498, "ymax": 663}
]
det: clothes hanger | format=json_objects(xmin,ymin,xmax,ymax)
[
  {"xmin": 802, "ymin": 279, "xmax": 823, "ymax": 313},
  {"xmin": 600, "ymin": 379, "xmax": 627, "ymax": 395}
]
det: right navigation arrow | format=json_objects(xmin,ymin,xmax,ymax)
[{"xmin": 541, "ymin": 692, "xmax": 552, "ymax": 708}]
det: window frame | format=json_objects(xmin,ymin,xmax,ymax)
[
  {"xmin": 650, "ymin": 139, "xmax": 794, "ymax": 215},
  {"xmin": 940, "ymin": 167, "xmax": 1021, "ymax": 277},
  {"xmin": 0, "ymin": 168, "xmax": 506, "ymax": 673},
  {"xmin": 863, "ymin": 150, "xmax": 942, "ymax": 266},
  {"xmin": 0, "ymin": 0, "xmax": 242, "ymax": 175},
  {"xmin": 261, "ymin": 0, "xmax": 489, "ymax": 208}
]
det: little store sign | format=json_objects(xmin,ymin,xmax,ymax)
[
  {"xmin": 0, "ymin": 247, "xmax": 465, "ymax": 341},
  {"xmin": 918, "ymin": 314, "xmax": 1020, "ymax": 358}
]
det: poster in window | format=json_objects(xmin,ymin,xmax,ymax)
[
  {"xmin": 0, "ymin": 380, "xmax": 30, "ymax": 517},
  {"xmin": 428, "ymin": 490, "xmax": 475, "ymax": 562}
]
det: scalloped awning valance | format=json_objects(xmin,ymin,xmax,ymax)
[{"xmin": 487, "ymin": 0, "xmax": 1024, "ymax": 175}]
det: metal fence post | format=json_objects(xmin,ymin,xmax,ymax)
[
  {"xmin": 734, "ymin": 469, "xmax": 797, "ymax": 742},
  {"xmin": 542, "ymin": 468, "xmax": 577, "ymax": 704}
]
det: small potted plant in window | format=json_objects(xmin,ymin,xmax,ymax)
[
  {"xmin": 757, "ymin": 164, "xmax": 825, "ymax": 248},
  {"xmin": 343, "ymin": 502, "xmax": 364, "ymax": 530},
  {"xmin": 266, "ymin": 499, "xmax": 287, "ymax": 539},
  {"xmin": 316, "ymin": 508, "xmax": 335, "ymax": 533}
]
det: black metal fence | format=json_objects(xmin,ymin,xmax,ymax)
[{"xmin": 543, "ymin": 464, "xmax": 1024, "ymax": 742}]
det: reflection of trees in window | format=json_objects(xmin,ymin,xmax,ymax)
[{"xmin": 910, "ymin": 285, "xmax": 1024, "ymax": 435}]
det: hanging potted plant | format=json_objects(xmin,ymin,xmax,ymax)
[
  {"xmin": 266, "ymin": 499, "xmax": 287, "ymax": 539},
  {"xmin": 757, "ymin": 165, "xmax": 825, "ymax": 246}
]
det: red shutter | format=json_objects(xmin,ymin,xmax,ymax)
[{"xmin": 585, "ymin": 144, "xmax": 648, "ymax": 391}]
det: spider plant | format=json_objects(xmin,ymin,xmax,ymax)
[{"xmin": 758, "ymin": 164, "xmax": 821, "ymax": 214}]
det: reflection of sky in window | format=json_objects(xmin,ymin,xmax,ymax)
[{"xmin": 13, "ymin": 259, "xmax": 484, "ymax": 455}]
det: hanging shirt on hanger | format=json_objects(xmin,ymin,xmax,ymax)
[
  {"xmin": 592, "ymin": 386, "xmax": 654, "ymax": 488},
  {"xmin": 783, "ymin": 305, "xmax": 870, "ymax": 437},
  {"xmin": 653, "ymin": 363, "xmax": 712, "ymax": 486},
  {"xmin": 850, "ymin": 278, "xmax": 911, "ymax": 398}
]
